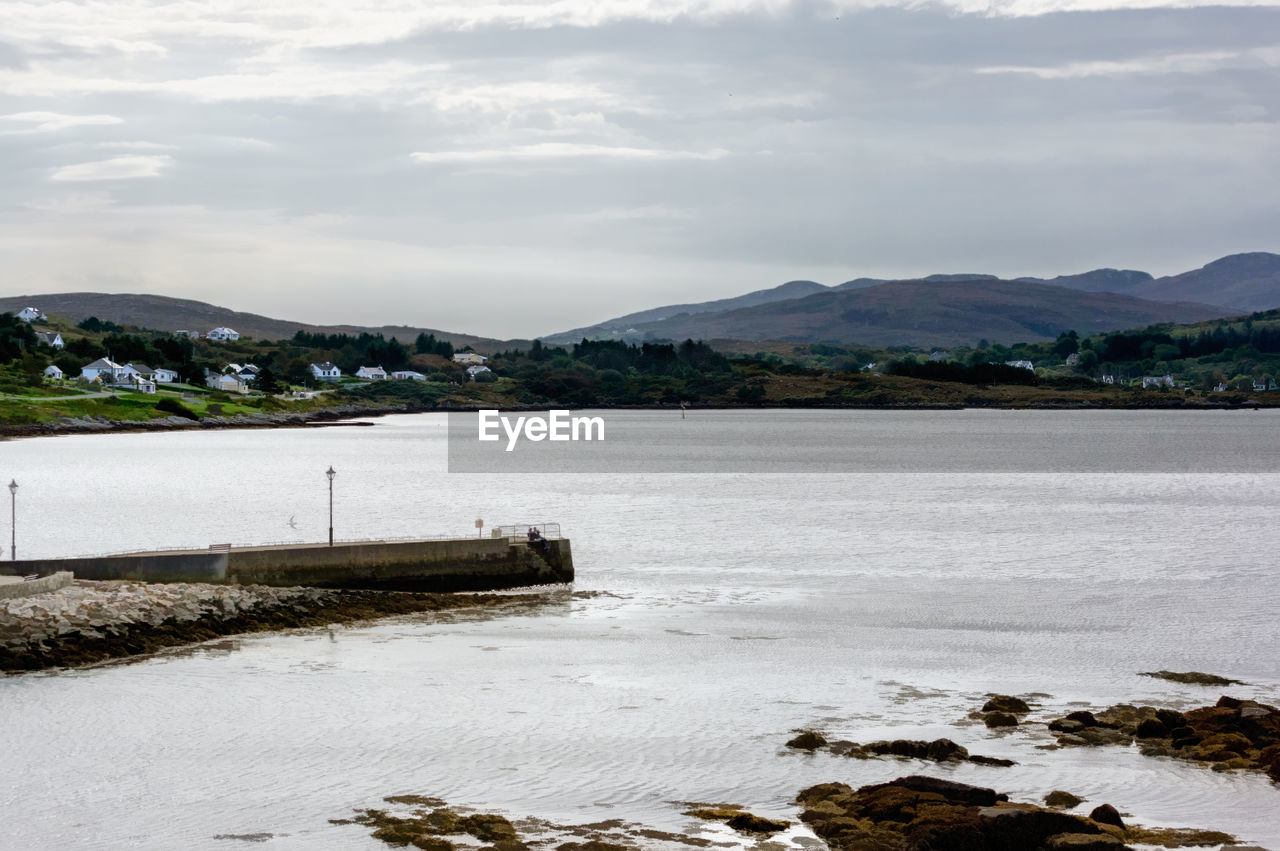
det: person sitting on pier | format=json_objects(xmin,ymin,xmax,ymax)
[{"xmin": 528, "ymin": 527, "xmax": 548, "ymax": 551}]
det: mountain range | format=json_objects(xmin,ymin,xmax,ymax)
[
  {"xmin": 3, "ymin": 252, "xmax": 1277, "ymax": 351},
  {"xmin": 547, "ymin": 252, "xmax": 1280, "ymax": 347}
]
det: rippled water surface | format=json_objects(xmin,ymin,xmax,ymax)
[{"xmin": 2, "ymin": 410, "xmax": 1279, "ymax": 849}]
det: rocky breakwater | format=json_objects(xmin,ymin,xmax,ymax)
[
  {"xmin": 1046, "ymin": 696, "xmax": 1280, "ymax": 780},
  {"xmin": 1, "ymin": 579, "xmax": 544, "ymax": 673}
]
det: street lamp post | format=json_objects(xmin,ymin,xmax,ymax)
[
  {"xmin": 8, "ymin": 479, "xmax": 16, "ymax": 561},
  {"xmin": 326, "ymin": 466, "xmax": 336, "ymax": 547}
]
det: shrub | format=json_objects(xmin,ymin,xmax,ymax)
[{"xmin": 155, "ymin": 397, "xmax": 199, "ymax": 420}]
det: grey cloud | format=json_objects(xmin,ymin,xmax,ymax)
[
  {"xmin": 0, "ymin": 42, "xmax": 26, "ymax": 69},
  {"xmin": 0, "ymin": 4, "xmax": 1277, "ymax": 336}
]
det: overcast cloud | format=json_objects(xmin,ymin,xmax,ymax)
[{"xmin": 0, "ymin": 0, "xmax": 1277, "ymax": 338}]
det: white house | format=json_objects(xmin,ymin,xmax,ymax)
[
  {"xmin": 452, "ymin": 352, "xmax": 488, "ymax": 366},
  {"xmin": 34, "ymin": 331, "xmax": 63, "ymax": 349},
  {"xmin": 206, "ymin": 327, "xmax": 240, "ymax": 341},
  {"xmin": 80, "ymin": 357, "xmax": 126, "ymax": 383},
  {"xmin": 356, "ymin": 365, "xmax": 387, "ymax": 381},
  {"xmin": 235, "ymin": 364, "xmax": 261, "ymax": 382},
  {"xmin": 1005, "ymin": 360, "xmax": 1034, "ymax": 371},
  {"xmin": 1141, "ymin": 375, "xmax": 1174, "ymax": 389},
  {"xmin": 154, "ymin": 368, "xmax": 178, "ymax": 383},
  {"xmin": 127, "ymin": 374, "xmax": 156, "ymax": 394},
  {"xmin": 16, "ymin": 307, "xmax": 45, "ymax": 322},
  {"xmin": 43, "ymin": 365, "xmax": 63, "ymax": 380},
  {"xmin": 466, "ymin": 364, "xmax": 492, "ymax": 380},
  {"xmin": 391, "ymin": 370, "xmax": 427, "ymax": 381},
  {"xmin": 310, "ymin": 362, "xmax": 341, "ymax": 382},
  {"xmin": 205, "ymin": 370, "xmax": 247, "ymax": 393},
  {"xmin": 121, "ymin": 363, "xmax": 156, "ymax": 380}
]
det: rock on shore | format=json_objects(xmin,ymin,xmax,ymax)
[
  {"xmin": 796, "ymin": 775, "xmax": 1128, "ymax": 850},
  {"xmin": 786, "ymin": 731, "xmax": 1016, "ymax": 767},
  {"xmin": 1046, "ymin": 697, "xmax": 1280, "ymax": 779},
  {"xmin": 795, "ymin": 775, "xmax": 1238, "ymax": 850},
  {"xmin": 1, "ymin": 580, "xmax": 543, "ymax": 673}
]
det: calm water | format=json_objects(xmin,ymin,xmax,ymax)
[{"xmin": 2, "ymin": 410, "xmax": 1279, "ymax": 849}]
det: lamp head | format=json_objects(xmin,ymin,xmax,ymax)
[
  {"xmin": 7, "ymin": 480, "xmax": 15, "ymax": 495},
  {"xmin": 325, "ymin": 466, "xmax": 336, "ymax": 482}
]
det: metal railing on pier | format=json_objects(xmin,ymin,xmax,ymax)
[{"xmin": 490, "ymin": 523, "xmax": 561, "ymax": 541}]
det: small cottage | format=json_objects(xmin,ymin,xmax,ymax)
[
  {"xmin": 310, "ymin": 362, "xmax": 341, "ymax": 382},
  {"xmin": 81, "ymin": 357, "xmax": 126, "ymax": 383}
]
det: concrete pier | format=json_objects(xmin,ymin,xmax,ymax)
[{"xmin": 2, "ymin": 536, "xmax": 573, "ymax": 593}]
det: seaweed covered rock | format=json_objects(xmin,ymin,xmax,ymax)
[
  {"xmin": 460, "ymin": 813, "xmax": 518, "ymax": 842},
  {"xmin": 1045, "ymin": 791, "xmax": 1085, "ymax": 809},
  {"xmin": 816, "ymin": 736, "xmax": 1014, "ymax": 767},
  {"xmin": 982, "ymin": 695, "xmax": 1032, "ymax": 714},
  {"xmin": 724, "ymin": 813, "xmax": 790, "ymax": 833},
  {"xmin": 1139, "ymin": 671, "xmax": 1244, "ymax": 686},
  {"xmin": 795, "ymin": 776, "xmax": 1128, "ymax": 851},
  {"xmin": 685, "ymin": 803, "xmax": 790, "ymax": 835},
  {"xmin": 1089, "ymin": 804, "xmax": 1124, "ymax": 830},
  {"xmin": 349, "ymin": 803, "xmax": 526, "ymax": 849},
  {"xmin": 984, "ymin": 711, "xmax": 1019, "ymax": 728},
  {"xmin": 1043, "ymin": 834, "xmax": 1126, "ymax": 849},
  {"xmin": 972, "ymin": 694, "xmax": 1032, "ymax": 729},
  {"xmin": 1046, "ymin": 696, "xmax": 1280, "ymax": 775},
  {"xmin": 786, "ymin": 730, "xmax": 828, "ymax": 750}
]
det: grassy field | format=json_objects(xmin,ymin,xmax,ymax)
[{"xmin": 0, "ymin": 387, "xmax": 329, "ymax": 426}]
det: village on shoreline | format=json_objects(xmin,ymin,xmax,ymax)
[{"xmin": 3, "ymin": 303, "xmax": 1280, "ymax": 440}]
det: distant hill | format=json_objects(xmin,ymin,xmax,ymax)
[
  {"xmin": 1016, "ymin": 268, "xmax": 1154, "ymax": 292},
  {"xmin": 1131, "ymin": 253, "xmax": 1280, "ymax": 311},
  {"xmin": 547, "ymin": 253, "xmax": 1278, "ymax": 347},
  {"xmin": 1013, "ymin": 254, "xmax": 1280, "ymax": 310},
  {"xmin": 0, "ymin": 292, "xmax": 509, "ymax": 349},
  {"xmin": 553, "ymin": 279, "xmax": 1227, "ymax": 347},
  {"xmin": 552, "ymin": 279, "xmax": 828, "ymax": 340}
]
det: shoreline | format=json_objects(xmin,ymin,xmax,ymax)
[{"xmin": 1, "ymin": 397, "xmax": 1272, "ymax": 442}]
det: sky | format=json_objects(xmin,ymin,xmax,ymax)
[{"xmin": 0, "ymin": 0, "xmax": 1277, "ymax": 339}]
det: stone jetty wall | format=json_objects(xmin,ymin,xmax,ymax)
[
  {"xmin": 6, "ymin": 552, "xmax": 228, "ymax": 583},
  {"xmin": 4, "ymin": 537, "xmax": 574, "ymax": 592},
  {"xmin": 0, "ymin": 571, "xmax": 74, "ymax": 600}
]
